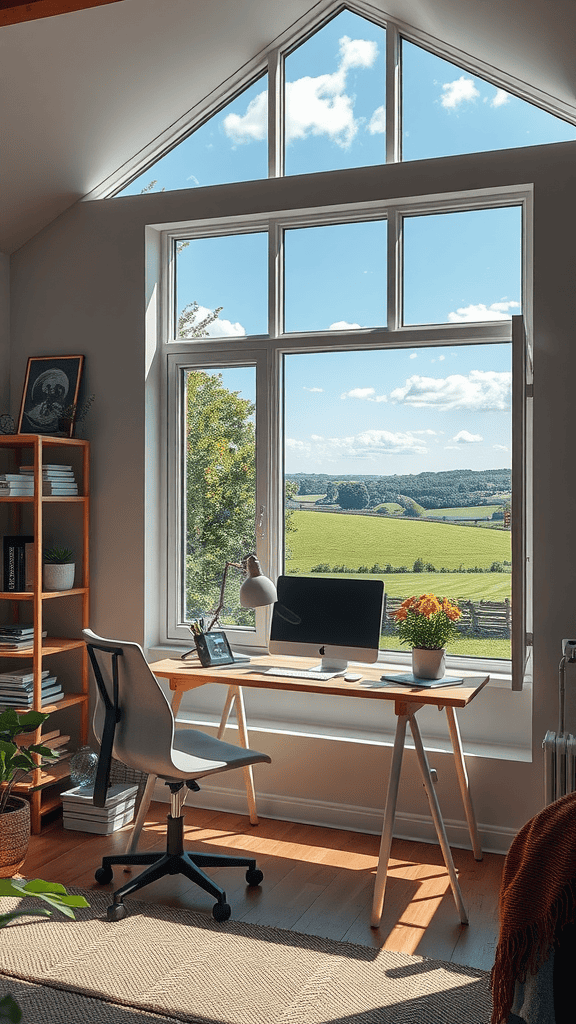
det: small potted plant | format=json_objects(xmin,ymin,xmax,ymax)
[
  {"xmin": 43, "ymin": 546, "xmax": 75, "ymax": 592},
  {"xmin": 0, "ymin": 709, "xmax": 59, "ymax": 876},
  {"xmin": 393, "ymin": 593, "xmax": 462, "ymax": 679}
]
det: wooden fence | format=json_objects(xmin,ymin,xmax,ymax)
[{"xmin": 381, "ymin": 594, "xmax": 511, "ymax": 639}]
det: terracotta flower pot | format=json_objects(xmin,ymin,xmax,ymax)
[
  {"xmin": 412, "ymin": 647, "xmax": 446, "ymax": 680},
  {"xmin": 0, "ymin": 797, "xmax": 30, "ymax": 877}
]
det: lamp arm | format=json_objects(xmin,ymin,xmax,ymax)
[{"xmin": 207, "ymin": 560, "xmax": 243, "ymax": 632}]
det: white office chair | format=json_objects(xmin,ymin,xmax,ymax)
[{"xmin": 83, "ymin": 629, "xmax": 271, "ymax": 922}]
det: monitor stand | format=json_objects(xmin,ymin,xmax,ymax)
[{"xmin": 312, "ymin": 657, "xmax": 348, "ymax": 675}]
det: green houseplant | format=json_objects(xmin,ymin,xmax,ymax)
[
  {"xmin": 0, "ymin": 709, "xmax": 58, "ymax": 875},
  {"xmin": 43, "ymin": 546, "xmax": 75, "ymax": 592},
  {"xmin": 393, "ymin": 593, "xmax": 462, "ymax": 680}
]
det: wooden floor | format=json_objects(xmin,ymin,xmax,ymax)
[{"xmin": 24, "ymin": 802, "xmax": 504, "ymax": 973}]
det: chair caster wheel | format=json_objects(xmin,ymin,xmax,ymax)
[
  {"xmin": 107, "ymin": 902, "xmax": 127, "ymax": 922},
  {"xmin": 246, "ymin": 868, "xmax": 263, "ymax": 887},
  {"xmin": 212, "ymin": 901, "xmax": 231, "ymax": 922},
  {"xmin": 95, "ymin": 865, "xmax": 113, "ymax": 885}
]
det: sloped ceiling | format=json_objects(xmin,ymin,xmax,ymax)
[{"xmin": 2, "ymin": 0, "xmax": 575, "ymax": 254}]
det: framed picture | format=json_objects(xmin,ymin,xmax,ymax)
[{"xmin": 17, "ymin": 355, "xmax": 84, "ymax": 437}]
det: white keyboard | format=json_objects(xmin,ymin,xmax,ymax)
[{"xmin": 256, "ymin": 667, "xmax": 337, "ymax": 681}]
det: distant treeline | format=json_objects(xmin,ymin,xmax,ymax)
[{"xmin": 287, "ymin": 468, "xmax": 511, "ymax": 511}]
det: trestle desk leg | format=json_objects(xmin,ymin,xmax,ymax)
[
  {"xmin": 216, "ymin": 684, "xmax": 258, "ymax": 826},
  {"xmin": 370, "ymin": 712, "xmax": 409, "ymax": 928},
  {"xmin": 445, "ymin": 705, "xmax": 483, "ymax": 861},
  {"xmin": 408, "ymin": 712, "xmax": 468, "ymax": 925}
]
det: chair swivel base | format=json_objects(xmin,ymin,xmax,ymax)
[{"xmin": 95, "ymin": 813, "xmax": 264, "ymax": 922}]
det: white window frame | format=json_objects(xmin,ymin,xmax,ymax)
[{"xmin": 161, "ymin": 184, "xmax": 532, "ymax": 691}]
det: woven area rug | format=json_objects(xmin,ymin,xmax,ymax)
[{"xmin": 0, "ymin": 889, "xmax": 492, "ymax": 1024}]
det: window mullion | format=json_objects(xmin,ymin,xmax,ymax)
[
  {"xmin": 268, "ymin": 48, "xmax": 283, "ymax": 178},
  {"xmin": 269, "ymin": 221, "xmax": 283, "ymax": 338},
  {"xmin": 387, "ymin": 208, "xmax": 401, "ymax": 329},
  {"xmin": 386, "ymin": 22, "xmax": 401, "ymax": 163}
]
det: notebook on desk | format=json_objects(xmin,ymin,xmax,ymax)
[{"xmin": 379, "ymin": 672, "xmax": 464, "ymax": 688}]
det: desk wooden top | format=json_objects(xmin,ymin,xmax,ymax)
[{"xmin": 149, "ymin": 654, "xmax": 489, "ymax": 709}]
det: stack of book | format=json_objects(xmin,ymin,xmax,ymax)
[
  {"xmin": 0, "ymin": 474, "xmax": 34, "ymax": 496},
  {"xmin": 19, "ymin": 464, "xmax": 78, "ymax": 496},
  {"xmin": 61, "ymin": 783, "xmax": 139, "ymax": 834},
  {"xmin": 0, "ymin": 623, "xmax": 46, "ymax": 650},
  {"xmin": 0, "ymin": 666, "xmax": 63, "ymax": 707}
]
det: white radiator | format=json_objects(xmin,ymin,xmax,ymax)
[{"xmin": 543, "ymin": 650, "xmax": 576, "ymax": 803}]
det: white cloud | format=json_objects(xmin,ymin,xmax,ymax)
[
  {"xmin": 285, "ymin": 428, "xmax": 430, "ymax": 464},
  {"xmin": 329, "ymin": 320, "xmax": 362, "ymax": 330},
  {"xmin": 389, "ymin": 370, "xmax": 511, "ymax": 411},
  {"xmin": 448, "ymin": 300, "xmax": 520, "ymax": 322},
  {"xmin": 493, "ymin": 443, "xmax": 509, "ymax": 451},
  {"xmin": 193, "ymin": 305, "xmax": 246, "ymax": 338},
  {"xmin": 303, "ymin": 386, "xmax": 323, "ymax": 392},
  {"xmin": 224, "ymin": 35, "xmax": 378, "ymax": 149},
  {"xmin": 222, "ymin": 91, "xmax": 268, "ymax": 145},
  {"xmin": 409, "ymin": 352, "xmax": 417, "ymax": 359},
  {"xmin": 341, "ymin": 387, "xmax": 387, "ymax": 402},
  {"xmin": 186, "ymin": 174, "xmax": 200, "ymax": 184},
  {"xmin": 368, "ymin": 105, "xmax": 386, "ymax": 134},
  {"xmin": 452, "ymin": 430, "xmax": 483, "ymax": 443},
  {"xmin": 440, "ymin": 76, "xmax": 480, "ymax": 109},
  {"xmin": 491, "ymin": 88, "xmax": 510, "ymax": 108}
]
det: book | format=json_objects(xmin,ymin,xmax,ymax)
[
  {"xmin": 20, "ymin": 466, "xmax": 75, "ymax": 478},
  {"xmin": 1, "ymin": 691, "xmax": 64, "ymax": 708},
  {"xmin": 0, "ymin": 623, "xmax": 36, "ymax": 636},
  {"xmin": 3, "ymin": 536, "xmax": 33, "ymax": 591},
  {"xmin": 0, "ymin": 631, "xmax": 47, "ymax": 650},
  {"xmin": 0, "ymin": 668, "xmax": 49, "ymax": 683},
  {"xmin": 42, "ymin": 484, "xmax": 78, "ymax": 495},
  {"xmin": 379, "ymin": 672, "xmax": 465, "ymax": 688}
]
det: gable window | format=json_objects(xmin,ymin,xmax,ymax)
[
  {"xmin": 164, "ymin": 187, "xmax": 531, "ymax": 690},
  {"xmin": 111, "ymin": 4, "xmax": 574, "ymax": 199}
]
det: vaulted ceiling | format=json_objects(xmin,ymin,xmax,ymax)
[{"xmin": 2, "ymin": 0, "xmax": 575, "ymax": 254}]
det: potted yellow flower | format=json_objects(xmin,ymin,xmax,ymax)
[{"xmin": 393, "ymin": 593, "xmax": 462, "ymax": 679}]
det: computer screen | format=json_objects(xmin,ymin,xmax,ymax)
[{"xmin": 268, "ymin": 575, "xmax": 385, "ymax": 673}]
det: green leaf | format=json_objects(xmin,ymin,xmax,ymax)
[
  {"xmin": 0, "ymin": 878, "xmax": 89, "ymax": 923},
  {"xmin": 22, "ymin": 879, "xmax": 67, "ymax": 895},
  {"xmin": 0, "ymin": 908, "xmax": 52, "ymax": 927}
]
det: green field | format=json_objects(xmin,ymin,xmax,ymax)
[
  {"xmin": 287, "ymin": 510, "xmax": 510, "ymax": 573},
  {"xmin": 424, "ymin": 504, "xmax": 501, "ymax": 519}
]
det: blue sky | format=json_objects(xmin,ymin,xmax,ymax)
[{"xmin": 128, "ymin": 8, "xmax": 573, "ymax": 479}]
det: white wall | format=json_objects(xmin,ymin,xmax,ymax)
[
  {"xmin": 8, "ymin": 140, "xmax": 576, "ymax": 852},
  {"xmin": 0, "ymin": 254, "xmax": 10, "ymax": 412}
]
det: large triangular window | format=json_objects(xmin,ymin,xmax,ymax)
[{"xmin": 113, "ymin": 4, "xmax": 575, "ymax": 197}]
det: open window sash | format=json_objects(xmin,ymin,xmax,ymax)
[{"xmin": 511, "ymin": 314, "xmax": 533, "ymax": 690}]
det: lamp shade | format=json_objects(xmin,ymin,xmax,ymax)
[{"xmin": 239, "ymin": 555, "xmax": 277, "ymax": 608}]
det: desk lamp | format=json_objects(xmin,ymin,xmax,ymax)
[
  {"xmin": 207, "ymin": 554, "xmax": 277, "ymax": 632},
  {"xmin": 182, "ymin": 555, "xmax": 277, "ymax": 662}
]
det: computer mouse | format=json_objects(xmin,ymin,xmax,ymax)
[{"xmin": 344, "ymin": 673, "xmax": 362, "ymax": 682}]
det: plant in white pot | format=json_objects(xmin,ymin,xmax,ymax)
[
  {"xmin": 393, "ymin": 593, "xmax": 462, "ymax": 679},
  {"xmin": 43, "ymin": 546, "xmax": 75, "ymax": 592},
  {"xmin": 0, "ymin": 709, "xmax": 59, "ymax": 876}
]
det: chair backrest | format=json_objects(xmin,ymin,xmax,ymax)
[{"xmin": 83, "ymin": 628, "xmax": 178, "ymax": 781}]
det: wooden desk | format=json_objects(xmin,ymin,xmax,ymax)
[{"xmin": 141, "ymin": 654, "xmax": 489, "ymax": 928}]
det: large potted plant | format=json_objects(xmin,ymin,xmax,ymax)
[{"xmin": 0, "ymin": 709, "xmax": 58, "ymax": 876}]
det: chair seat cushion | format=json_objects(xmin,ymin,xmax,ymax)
[{"xmin": 168, "ymin": 727, "xmax": 270, "ymax": 781}]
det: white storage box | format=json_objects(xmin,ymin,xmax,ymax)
[{"xmin": 61, "ymin": 783, "xmax": 138, "ymax": 834}]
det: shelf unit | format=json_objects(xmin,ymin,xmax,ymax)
[{"xmin": 0, "ymin": 434, "xmax": 89, "ymax": 832}]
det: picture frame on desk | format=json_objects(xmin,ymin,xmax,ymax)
[{"xmin": 17, "ymin": 355, "xmax": 84, "ymax": 437}]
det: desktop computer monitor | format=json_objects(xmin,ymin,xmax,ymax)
[{"xmin": 268, "ymin": 575, "xmax": 385, "ymax": 673}]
